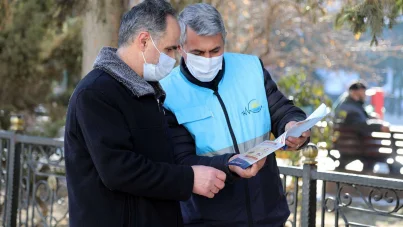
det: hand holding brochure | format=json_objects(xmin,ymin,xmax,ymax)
[{"xmin": 227, "ymin": 104, "xmax": 329, "ymax": 169}]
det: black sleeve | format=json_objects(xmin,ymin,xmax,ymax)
[
  {"xmin": 260, "ymin": 59, "xmax": 309, "ymax": 141},
  {"xmin": 345, "ymin": 111, "xmax": 383, "ymax": 134},
  {"xmin": 165, "ymin": 109, "xmax": 239, "ymax": 182},
  {"xmin": 75, "ymin": 89, "xmax": 194, "ymax": 201}
]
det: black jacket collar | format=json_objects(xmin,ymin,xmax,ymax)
[
  {"xmin": 345, "ymin": 96, "xmax": 364, "ymax": 106},
  {"xmin": 345, "ymin": 96, "xmax": 369, "ymax": 116},
  {"xmin": 179, "ymin": 57, "xmax": 225, "ymax": 91}
]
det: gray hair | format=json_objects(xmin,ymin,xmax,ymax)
[
  {"xmin": 118, "ymin": 0, "xmax": 176, "ymax": 47},
  {"xmin": 178, "ymin": 3, "xmax": 226, "ymax": 46}
]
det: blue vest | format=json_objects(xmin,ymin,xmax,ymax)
[{"xmin": 161, "ymin": 53, "xmax": 271, "ymax": 156}]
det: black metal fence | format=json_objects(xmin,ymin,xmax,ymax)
[
  {"xmin": 0, "ymin": 131, "xmax": 403, "ymax": 227},
  {"xmin": 0, "ymin": 131, "xmax": 67, "ymax": 227},
  {"xmin": 281, "ymin": 146, "xmax": 403, "ymax": 227}
]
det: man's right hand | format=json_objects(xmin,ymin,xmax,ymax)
[
  {"xmin": 228, "ymin": 155, "xmax": 267, "ymax": 178},
  {"xmin": 381, "ymin": 125, "xmax": 391, "ymax": 133},
  {"xmin": 381, "ymin": 121, "xmax": 391, "ymax": 132},
  {"xmin": 191, "ymin": 166, "xmax": 226, "ymax": 198}
]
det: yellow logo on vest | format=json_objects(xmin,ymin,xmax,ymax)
[{"xmin": 242, "ymin": 99, "xmax": 262, "ymax": 115}]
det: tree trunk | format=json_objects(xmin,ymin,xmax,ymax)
[{"xmin": 81, "ymin": 0, "xmax": 129, "ymax": 77}]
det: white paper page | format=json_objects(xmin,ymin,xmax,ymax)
[
  {"xmin": 228, "ymin": 103, "xmax": 329, "ymax": 169},
  {"xmin": 286, "ymin": 103, "xmax": 329, "ymax": 138},
  {"xmin": 227, "ymin": 140, "xmax": 284, "ymax": 168}
]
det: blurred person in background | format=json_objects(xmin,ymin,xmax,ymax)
[{"xmin": 335, "ymin": 81, "xmax": 390, "ymax": 134}]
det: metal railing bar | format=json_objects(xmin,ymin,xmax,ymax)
[
  {"xmin": 348, "ymin": 222, "xmax": 376, "ymax": 227},
  {"xmin": 293, "ymin": 177, "xmax": 299, "ymax": 227},
  {"xmin": 340, "ymin": 206, "xmax": 403, "ymax": 218},
  {"xmin": 15, "ymin": 135, "xmax": 63, "ymax": 147},
  {"xmin": 321, "ymin": 180, "xmax": 326, "ymax": 227},
  {"xmin": 312, "ymin": 171, "xmax": 403, "ymax": 190},
  {"xmin": 278, "ymin": 166, "xmax": 303, "ymax": 177},
  {"xmin": 335, "ymin": 182, "xmax": 340, "ymax": 227},
  {"xmin": 0, "ymin": 131, "xmax": 14, "ymax": 139},
  {"xmin": 33, "ymin": 172, "xmax": 66, "ymax": 178}
]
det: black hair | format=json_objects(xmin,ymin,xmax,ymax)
[
  {"xmin": 118, "ymin": 0, "xmax": 176, "ymax": 47},
  {"xmin": 349, "ymin": 81, "xmax": 367, "ymax": 91}
]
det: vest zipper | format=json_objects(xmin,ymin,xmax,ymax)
[
  {"xmin": 213, "ymin": 90, "xmax": 254, "ymax": 227},
  {"xmin": 213, "ymin": 90, "xmax": 240, "ymax": 154},
  {"xmin": 156, "ymin": 98, "xmax": 165, "ymax": 114}
]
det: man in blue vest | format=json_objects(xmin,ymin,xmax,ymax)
[{"xmin": 161, "ymin": 3, "xmax": 310, "ymax": 227}]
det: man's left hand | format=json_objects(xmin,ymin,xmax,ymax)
[{"xmin": 284, "ymin": 121, "xmax": 311, "ymax": 150}]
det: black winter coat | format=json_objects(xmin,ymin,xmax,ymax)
[{"xmin": 64, "ymin": 63, "xmax": 194, "ymax": 226}]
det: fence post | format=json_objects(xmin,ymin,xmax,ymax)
[
  {"xmin": 5, "ymin": 116, "xmax": 24, "ymax": 227},
  {"xmin": 4, "ymin": 132, "xmax": 15, "ymax": 227},
  {"xmin": 300, "ymin": 143, "xmax": 318, "ymax": 227},
  {"xmin": 10, "ymin": 142, "xmax": 21, "ymax": 227},
  {"xmin": 4, "ymin": 133, "xmax": 21, "ymax": 227}
]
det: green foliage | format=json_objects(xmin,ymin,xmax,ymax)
[
  {"xmin": 388, "ymin": 0, "xmax": 403, "ymax": 28},
  {"xmin": 335, "ymin": 0, "xmax": 403, "ymax": 45},
  {"xmin": 0, "ymin": 0, "xmax": 81, "ymax": 112},
  {"xmin": 276, "ymin": 71, "xmax": 332, "ymax": 108},
  {"xmin": 0, "ymin": 0, "xmax": 82, "ymax": 131}
]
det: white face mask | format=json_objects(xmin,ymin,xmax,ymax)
[
  {"xmin": 142, "ymin": 36, "xmax": 176, "ymax": 82},
  {"xmin": 183, "ymin": 50, "xmax": 223, "ymax": 82}
]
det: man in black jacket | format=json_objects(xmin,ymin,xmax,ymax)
[
  {"xmin": 64, "ymin": 1, "xmax": 226, "ymax": 227},
  {"xmin": 335, "ymin": 81, "xmax": 390, "ymax": 134}
]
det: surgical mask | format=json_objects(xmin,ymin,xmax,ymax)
[
  {"xmin": 142, "ymin": 36, "xmax": 176, "ymax": 82},
  {"xmin": 183, "ymin": 50, "xmax": 223, "ymax": 82}
]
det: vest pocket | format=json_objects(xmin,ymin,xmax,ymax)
[{"xmin": 174, "ymin": 106, "xmax": 213, "ymax": 125}]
